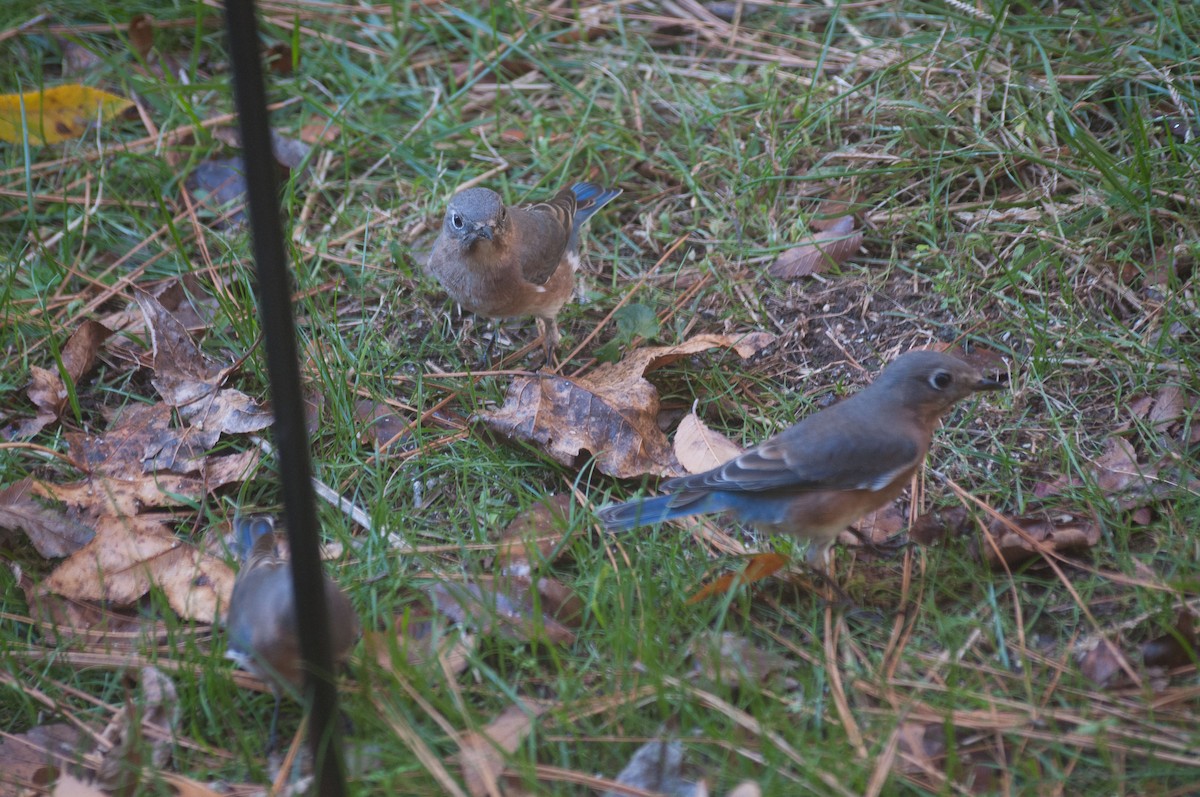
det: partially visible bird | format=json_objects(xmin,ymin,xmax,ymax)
[
  {"xmin": 427, "ymin": 181, "xmax": 622, "ymax": 363},
  {"xmin": 597, "ymin": 350, "xmax": 1004, "ymax": 570},
  {"xmin": 225, "ymin": 516, "xmax": 359, "ymax": 747}
]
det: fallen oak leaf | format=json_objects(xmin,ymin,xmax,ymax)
[
  {"xmin": 136, "ymin": 292, "xmax": 272, "ymax": 447},
  {"xmin": 0, "ymin": 478, "xmax": 94, "ymax": 558},
  {"xmin": 15, "ymin": 569, "xmax": 161, "ymax": 647},
  {"xmin": 37, "ymin": 449, "xmax": 260, "ymax": 521},
  {"xmin": 427, "ymin": 575, "xmax": 579, "ymax": 645},
  {"xmin": 42, "ymin": 514, "xmax": 234, "ymax": 623},
  {"xmin": 688, "ymin": 631, "xmax": 797, "ymax": 690},
  {"xmin": 674, "ymin": 408, "xmax": 743, "ymax": 474},
  {"xmin": 768, "ymin": 216, "xmax": 863, "ymax": 279},
  {"xmin": 476, "ymin": 333, "xmax": 773, "ymax": 479},
  {"xmin": 453, "ymin": 701, "xmax": 547, "ymax": 797}
]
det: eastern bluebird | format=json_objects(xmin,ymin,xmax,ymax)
[
  {"xmin": 225, "ymin": 516, "xmax": 358, "ymax": 746},
  {"xmin": 427, "ymin": 181, "xmax": 622, "ymax": 363},
  {"xmin": 597, "ymin": 350, "xmax": 1004, "ymax": 569}
]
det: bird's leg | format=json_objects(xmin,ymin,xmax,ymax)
[
  {"xmin": 802, "ymin": 543, "xmax": 855, "ymax": 606},
  {"xmin": 534, "ymin": 317, "xmax": 561, "ymax": 370},
  {"xmin": 846, "ymin": 524, "xmax": 909, "ymax": 558},
  {"xmin": 483, "ymin": 320, "xmax": 499, "ymax": 368},
  {"xmin": 266, "ymin": 687, "xmax": 282, "ymax": 755}
]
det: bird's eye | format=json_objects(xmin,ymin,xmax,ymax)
[
  {"xmin": 450, "ymin": 213, "xmax": 465, "ymax": 230},
  {"xmin": 930, "ymin": 370, "xmax": 953, "ymax": 390}
]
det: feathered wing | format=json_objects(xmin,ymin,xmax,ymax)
[
  {"xmin": 511, "ymin": 189, "xmax": 578, "ymax": 285},
  {"xmin": 512, "ymin": 183, "xmax": 622, "ymax": 285},
  {"xmin": 663, "ymin": 401, "xmax": 926, "ymax": 496}
]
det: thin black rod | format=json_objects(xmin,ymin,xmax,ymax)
[{"xmin": 222, "ymin": 2, "xmax": 346, "ymax": 793}]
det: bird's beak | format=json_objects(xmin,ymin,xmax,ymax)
[
  {"xmin": 973, "ymin": 375, "xmax": 1006, "ymax": 392},
  {"xmin": 468, "ymin": 223, "xmax": 493, "ymax": 242}
]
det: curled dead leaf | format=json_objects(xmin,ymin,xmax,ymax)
[
  {"xmin": 768, "ymin": 216, "xmax": 862, "ymax": 279},
  {"xmin": 981, "ymin": 513, "xmax": 1100, "ymax": 568},
  {"xmin": 27, "ymin": 320, "xmax": 112, "ymax": 422},
  {"xmin": 908, "ymin": 505, "xmax": 972, "ymax": 547},
  {"xmin": 687, "ymin": 552, "xmax": 788, "ymax": 603}
]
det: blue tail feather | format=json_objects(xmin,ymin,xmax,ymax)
[
  {"xmin": 570, "ymin": 182, "xmax": 621, "ymax": 226},
  {"xmin": 597, "ymin": 492, "xmax": 728, "ymax": 531},
  {"xmin": 232, "ymin": 516, "xmax": 276, "ymax": 562}
]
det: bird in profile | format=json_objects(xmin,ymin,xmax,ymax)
[
  {"xmin": 427, "ymin": 181, "xmax": 622, "ymax": 364},
  {"xmin": 225, "ymin": 516, "xmax": 359, "ymax": 747},
  {"xmin": 597, "ymin": 350, "xmax": 1004, "ymax": 571}
]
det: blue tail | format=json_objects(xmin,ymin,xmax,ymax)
[
  {"xmin": 232, "ymin": 516, "xmax": 276, "ymax": 562},
  {"xmin": 597, "ymin": 492, "xmax": 730, "ymax": 531},
  {"xmin": 570, "ymin": 182, "xmax": 622, "ymax": 227}
]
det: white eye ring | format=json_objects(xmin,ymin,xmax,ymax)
[
  {"xmin": 930, "ymin": 370, "xmax": 953, "ymax": 390},
  {"xmin": 450, "ymin": 213, "xmax": 465, "ymax": 230}
]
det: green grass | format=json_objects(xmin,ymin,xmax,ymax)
[{"xmin": 2, "ymin": 0, "xmax": 1199, "ymax": 794}]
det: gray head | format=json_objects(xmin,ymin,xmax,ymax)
[
  {"xmin": 871, "ymin": 349, "xmax": 1004, "ymax": 420},
  {"xmin": 442, "ymin": 187, "xmax": 507, "ymax": 248}
]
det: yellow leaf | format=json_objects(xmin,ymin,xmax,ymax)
[{"xmin": 0, "ymin": 85, "xmax": 133, "ymax": 145}]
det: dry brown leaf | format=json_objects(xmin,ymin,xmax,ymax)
[
  {"xmin": 39, "ymin": 449, "xmax": 259, "ymax": 521},
  {"xmin": 768, "ymin": 216, "xmax": 862, "ymax": 279},
  {"xmin": 494, "ymin": 494, "xmax": 572, "ymax": 565},
  {"xmin": 981, "ymin": 514, "xmax": 1100, "ymax": 568},
  {"xmin": 0, "ymin": 478, "xmax": 94, "ymax": 558},
  {"xmin": 16, "ymin": 569, "xmax": 159, "ymax": 647},
  {"xmin": 1032, "ymin": 436, "xmax": 1171, "ymax": 511},
  {"xmin": 602, "ymin": 739, "xmax": 691, "ymax": 797},
  {"xmin": 43, "ymin": 515, "xmax": 234, "ymax": 623},
  {"xmin": 1142, "ymin": 610, "xmax": 1198, "ymax": 669},
  {"xmin": 674, "ymin": 411, "xmax": 743, "ymax": 474},
  {"xmin": 454, "ymin": 701, "xmax": 546, "ymax": 797},
  {"xmin": 354, "ymin": 399, "xmax": 410, "ymax": 451},
  {"xmin": 907, "ymin": 506, "xmax": 971, "ymax": 546},
  {"xmin": 299, "ymin": 115, "xmax": 341, "ymax": 144},
  {"xmin": 476, "ymin": 333, "xmax": 773, "ymax": 479},
  {"xmin": 1080, "ymin": 638, "xmax": 1126, "ymax": 687},
  {"xmin": 688, "ymin": 631, "xmax": 796, "ymax": 690},
  {"xmin": 843, "ymin": 502, "xmax": 907, "ymax": 547},
  {"xmin": 94, "ymin": 667, "xmax": 179, "ymax": 793},
  {"xmin": 18, "ymin": 320, "xmax": 113, "ymax": 438},
  {"xmin": 427, "ymin": 574, "xmax": 579, "ymax": 645},
  {"xmin": 0, "ymin": 722, "xmax": 85, "ymax": 788},
  {"xmin": 366, "ymin": 613, "xmax": 476, "ymax": 677},
  {"xmin": 137, "ymin": 292, "xmax": 272, "ymax": 447},
  {"xmin": 128, "ymin": 14, "xmax": 155, "ymax": 59}
]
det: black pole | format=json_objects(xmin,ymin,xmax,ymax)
[{"xmin": 221, "ymin": 2, "xmax": 346, "ymax": 794}]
